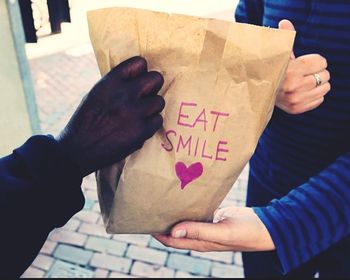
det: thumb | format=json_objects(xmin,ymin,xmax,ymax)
[
  {"xmin": 279, "ymin": 19, "xmax": 296, "ymax": 59},
  {"xmin": 171, "ymin": 221, "xmax": 224, "ymax": 242},
  {"xmin": 279, "ymin": 19, "xmax": 295, "ymax": 31}
]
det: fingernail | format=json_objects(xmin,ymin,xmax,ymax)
[{"xmin": 173, "ymin": 229, "xmax": 187, "ymax": 238}]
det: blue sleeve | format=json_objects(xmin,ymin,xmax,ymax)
[
  {"xmin": 254, "ymin": 154, "xmax": 350, "ymax": 274},
  {"xmin": 235, "ymin": 0, "xmax": 264, "ymax": 25},
  {"xmin": 0, "ymin": 135, "xmax": 85, "ymax": 277}
]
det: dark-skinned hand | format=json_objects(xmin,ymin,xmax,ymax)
[{"xmin": 56, "ymin": 56, "xmax": 165, "ymax": 177}]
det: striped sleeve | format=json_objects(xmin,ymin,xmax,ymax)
[
  {"xmin": 234, "ymin": 0, "xmax": 264, "ymax": 25},
  {"xmin": 254, "ymin": 154, "xmax": 350, "ymax": 274}
]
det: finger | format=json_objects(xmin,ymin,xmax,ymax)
[
  {"xmin": 170, "ymin": 221, "xmax": 229, "ymax": 244},
  {"xmin": 301, "ymin": 82, "xmax": 331, "ymax": 104},
  {"xmin": 110, "ymin": 56, "xmax": 148, "ymax": 80},
  {"xmin": 213, "ymin": 207, "xmax": 236, "ymax": 223},
  {"xmin": 154, "ymin": 235, "xmax": 233, "ymax": 252},
  {"xmin": 297, "ymin": 97, "xmax": 325, "ymax": 114},
  {"xmin": 279, "ymin": 19, "xmax": 296, "ymax": 32},
  {"xmin": 213, "ymin": 208, "xmax": 221, "ymax": 223},
  {"xmin": 137, "ymin": 95, "xmax": 165, "ymax": 117},
  {"xmin": 132, "ymin": 71, "xmax": 164, "ymax": 98},
  {"xmin": 301, "ymin": 70, "xmax": 330, "ymax": 91},
  {"xmin": 213, "ymin": 207, "xmax": 246, "ymax": 225},
  {"xmin": 143, "ymin": 114, "xmax": 163, "ymax": 139},
  {"xmin": 296, "ymin": 54, "xmax": 328, "ymax": 76},
  {"xmin": 278, "ymin": 19, "xmax": 296, "ymax": 59}
]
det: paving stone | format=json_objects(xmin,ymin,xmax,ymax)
[
  {"xmin": 84, "ymin": 173, "xmax": 96, "ymax": 182},
  {"xmin": 94, "ymin": 268, "xmax": 109, "ymax": 278},
  {"xmin": 167, "ymin": 253, "xmax": 212, "ymax": 276},
  {"xmin": 62, "ymin": 218, "xmax": 81, "ymax": 231},
  {"xmin": 84, "ymin": 190, "xmax": 98, "ymax": 201},
  {"xmin": 83, "ymin": 198, "xmax": 95, "ymax": 211},
  {"xmin": 175, "ymin": 271, "xmax": 203, "ymax": 278},
  {"xmin": 190, "ymin": 251, "xmax": 233, "ymax": 264},
  {"xmin": 234, "ymin": 188, "xmax": 247, "ymax": 200},
  {"xmin": 32, "ymin": 254, "xmax": 55, "ymax": 271},
  {"xmin": 75, "ymin": 210, "xmax": 100, "ymax": 223},
  {"xmin": 234, "ymin": 252, "xmax": 243, "ymax": 266},
  {"xmin": 241, "ymin": 164, "xmax": 249, "ymax": 177},
  {"xmin": 149, "ymin": 238, "xmax": 189, "ymax": 254},
  {"xmin": 79, "ymin": 223, "xmax": 110, "ymax": 238},
  {"xmin": 211, "ymin": 262, "xmax": 244, "ymax": 278},
  {"xmin": 50, "ymin": 229, "xmax": 87, "ymax": 246},
  {"xmin": 97, "ymin": 216, "xmax": 105, "ymax": 225},
  {"xmin": 40, "ymin": 240, "xmax": 57, "ymax": 255},
  {"xmin": 131, "ymin": 261, "xmax": 175, "ymax": 278},
  {"xmin": 126, "ymin": 245, "xmax": 168, "ymax": 265},
  {"xmin": 219, "ymin": 200, "xmax": 235, "ymax": 208},
  {"xmin": 90, "ymin": 253, "xmax": 132, "ymax": 274},
  {"xmin": 53, "ymin": 244, "xmax": 93, "ymax": 265},
  {"xmin": 85, "ymin": 236, "xmax": 127, "ymax": 256},
  {"xmin": 46, "ymin": 260, "xmax": 94, "ymax": 278},
  {"xmin": 113, "ymin": 234, "xmax": 150, "ymax": 246},
  {"xmin": 92, "ymin": 203, "xmax": 101, "ymax": 213},
  {"xmin": 21, "ymin": 267, "xmax": 45, "ymax": 278},
  {"xmin": 82, "ymin": 176, "xmax": 97, "ymax": 191},
  {"xmin": 109, "ymin": 272, "xmax": 135, "ymax": 278}
]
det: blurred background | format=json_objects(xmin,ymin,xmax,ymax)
[{"xmin": 1, "ymin": 0, "xmax": 249, "ymax": 278}]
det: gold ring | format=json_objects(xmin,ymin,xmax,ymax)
[{"xmin": 314, "ymin": 73, "xmax": 322, "ymax": 87}]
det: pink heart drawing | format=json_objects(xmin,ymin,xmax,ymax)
[{"xmin": 175, "ymin": 161, "xmax": 204, "ymax": 190}]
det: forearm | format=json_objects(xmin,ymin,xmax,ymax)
[
  {"xmin": 0, "ymin": 56, "xmax": 165, "ymax": 277},
  {"xmin": 0, "ymin": 136, "xmax": 85, "ymax": 277},
  {"xmin": 254, "ymin": 153, "xmax": 350, "ymax": 274}
]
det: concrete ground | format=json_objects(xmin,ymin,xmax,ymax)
[{"xmin": 22, "ymin": 0, "xmax": 248, "ymax": 278}]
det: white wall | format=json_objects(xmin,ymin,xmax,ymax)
[{"xmin": 0, "ymin": 0, "xmax": 36, "ymax": 156}]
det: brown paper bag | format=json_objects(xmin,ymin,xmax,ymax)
[{"xmin": 88, "ymin": 7, "xmax": 295, "ymax": 234}]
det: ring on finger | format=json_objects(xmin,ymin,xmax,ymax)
[{"xmin": 313, "ymin": 73, "xmax": 322, "ymax": 87}]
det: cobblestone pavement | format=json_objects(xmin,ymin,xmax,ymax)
[{"xmin": 22, "ymin": 43, "xmax": 248, "ymax": 278}]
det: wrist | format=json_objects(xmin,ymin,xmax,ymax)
[
  {"xmin": 55, "ymin": 131, "xmax": 87, "ymax": 178},
  {"xmin": 252, "ymin": 207, "xmax": 276, "ymax": 251},
  {"xmin": 14, "ymin": 134, "xmax": 84, "ymax": 186},
  {"xmin": 251, "ymin": 208, "xmax": 275, "ymax": 251}
]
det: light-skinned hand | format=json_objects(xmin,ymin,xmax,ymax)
[
  {"xmin": 154, "ymin": 206, "xmax": 274, "ymax": 252},
  {"xmin": 276, "ymin": 19, "xmax": 331, "ymax": 114}
]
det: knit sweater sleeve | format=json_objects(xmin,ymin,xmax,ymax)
[
  {"xmin": 235, "ymin": 0, "xmax": 264, "ymax": 25},
  {"xmin": 254, "ymin": 153, "xmax": 350, "ymax": 274}
]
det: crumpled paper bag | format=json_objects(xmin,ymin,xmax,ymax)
[{"xmin": 88, "ymin": 7, "xmax": 295, "ymax": 234}]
